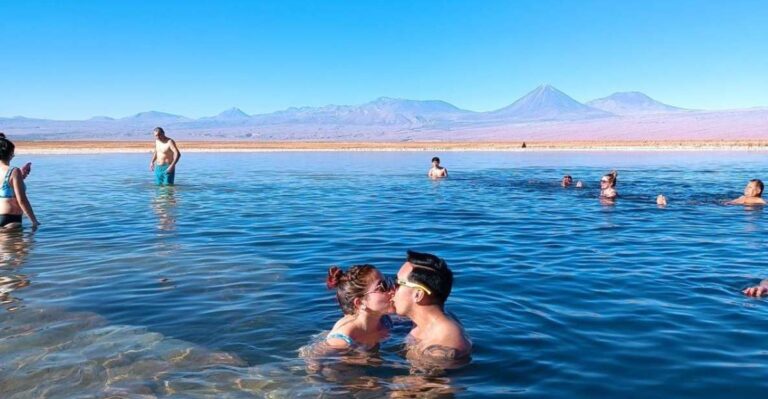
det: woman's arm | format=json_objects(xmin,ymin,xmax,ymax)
[{"xmin": 11, "ymin": 169, "xmax": 38, "ymax": 226}]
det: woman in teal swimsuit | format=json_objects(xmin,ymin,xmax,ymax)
[
  {"xmin": 324, "ymin": 264, "xmax": 395, "ymax": 351},
  {"xmin": 0, "ymin": 137, "xmax": 39, "ymax": 228}
]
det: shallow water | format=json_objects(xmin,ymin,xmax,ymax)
[{"xmin": 2, "ymin": 151, "xmax": 768, "ymax": 398}]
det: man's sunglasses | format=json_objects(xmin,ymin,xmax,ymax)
[
  {"xmin": 396, "ymin": 278, "xmax": 433, "ymax": 295},
  {"xmin": 364, "ymin": 276, "xmax": 434, "ymax": 296}
]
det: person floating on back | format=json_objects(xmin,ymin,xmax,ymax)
[
  {"xmin": 600, "ymin": 170, "xmax": 618, "ymax": 200},
  {"xmin": 392, "ymin": 250, "xmax": 472, "ymax": 368},
  {"xmin": 428, "ymin": 157, "xmax": 448, "ymax": 178},
  {"xmin": 0, "ymin": 136, "xmax": 39, "ymax": 228},
  {"xmin": 149, "ymin": 127, "xmax": 180, "ymax": 186},
  {"xmin": 726, "ymin": 179, "xmax": 766, "ymax": 205}
]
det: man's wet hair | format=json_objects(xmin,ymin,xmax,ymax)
[
  {"xmin": 406, "ymin": 250, "xmax": 453, "ymax": 305},
  {"xmin": 154, "ymin": 127, "xmax": 165, "ymax": 135},
  {"xmin": 431, "ymin": 157, "xmax": 440, "ymax": 164},
  {"xmin": 751, "ymin": 179, "xmax": 764, "ymax": 196}
]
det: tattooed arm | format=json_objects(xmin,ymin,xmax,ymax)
[{"xmin": 421, "ymin": 344, "xmax": 460, "ymax": 361}]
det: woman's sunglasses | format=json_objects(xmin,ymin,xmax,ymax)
[{"xmin": 364, "ymin": 276, "xmax": 396, "ymax": 295}]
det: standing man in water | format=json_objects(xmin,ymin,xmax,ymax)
[
  {"xmin": 392, "ymin": 250, "xmax": 471, "ymax": 367},
  {"xmin": 428, "ymin": 157, "xmax": 448, "ymax": 178},
  {"xmin": 149, "ymin": 127, "xmax": 180, "ymax": 186}
]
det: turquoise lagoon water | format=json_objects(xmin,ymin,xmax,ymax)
[{"xmin": 2, "ymin": 151, "xmax": 768, "ymax": 398}]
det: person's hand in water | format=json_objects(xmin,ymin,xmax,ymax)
[
  {"xmin": 21, "ymin": 162, "xmax": 31, "ymax": 179},
  {"xmin": 743, "ymin": 283, "xmax": 768, "ymax": 297},
  {"xmin": 167, "ymin": 165, "xmax": 175, "ymax": 173}
]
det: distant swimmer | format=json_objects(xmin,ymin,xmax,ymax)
[
  {"xmin": 0, "ymin": 136, "xmax": 40, "ymax": 228},
  {"xmin": 323, "ymin": 264, "xmax": 395, "ymax": 351},
  {"xmin": 428, "ymin": 157, "xmax": 448, "ymax": 178},
  {"xmin": 149, "ymin": 127, "xmax": 181, "ymax": 186},
  {"xmin": 561, "ymin": 175, "xmax": 573, "ymax": 187},
  {"xmin": 600, "ymin": 170, "xmax": 618, "ymax": 199},
  {"xmin": 656, "ymin": 194, "xmax": 668, "ymax": 206},
  {"xmin": 744, "ymin": 279, "xmax": 768, "ymax": 297},
  {"xmin": 726, "ymin": 179, "xmax": 766, "ymax": 205}
]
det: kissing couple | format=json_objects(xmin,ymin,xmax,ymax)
[{"xmin": 323, "ymin": 250, "xmax": 472, "ymax": 367}]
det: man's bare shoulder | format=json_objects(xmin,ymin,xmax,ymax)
[{"xmin": 420, "ymin": 319, "xmax": 471, "ymax": 356}]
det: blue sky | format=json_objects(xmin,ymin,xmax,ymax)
[{"xmin": 1, "ymin": 0, "xmax": 766, "ymax": 119}]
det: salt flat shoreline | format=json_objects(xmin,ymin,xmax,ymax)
[{"xmin": 12, "ymin": 140, "xmax": 768, "ymax": 154}]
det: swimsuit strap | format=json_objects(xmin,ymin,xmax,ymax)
[
  {"xmin": 1, "ymin": 167, "xmax": 15, "ymax": 198},
  {"xmin": 3, "ymin": 167, "xmax": 13, "ymax": 183},
  {"xmin": 326, "ymin": 332, "xmax": 355, "ymax": 346}
]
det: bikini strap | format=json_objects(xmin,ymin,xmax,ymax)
[
  {"xmin": 2, "ymin": 167, "xmax": 14, "ymax": 184},
  {"xmin": 327, "ymin": 332, "xmax": 354, "ymax": 346}
]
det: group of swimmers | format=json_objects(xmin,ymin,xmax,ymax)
[
  {"xmin": 559, "ymin": 169, "xmax": 765, "ymax": 207},
  {"xmin": 428, "ymin": 159, "xmax": 768, "ymax": 301}
]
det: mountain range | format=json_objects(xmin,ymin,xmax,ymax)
[{"xmin": 1, "ymin": 85, "xmax": 765, "ymax": 141}]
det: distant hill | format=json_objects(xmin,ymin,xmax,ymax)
[
  {"xmin": 121, "ymin": 111, "xmax": 191, "ymax": 124},
  {"xmin": 490, "ymin": 85, "xmax": 612, "ymax": 121},
  {"xmin": 254, "ymin": 97, "xmax": 472, "ymax": 127},
  {"xmin": 201, "ymin": 107, "xmax": 250, "ymax": 121},
  {"xmin": 587, "ymin": 92, "xmax": 686, "ymax": 115}
]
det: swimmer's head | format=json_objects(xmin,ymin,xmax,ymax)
[
  {"xmin": 601, "ymin": 170, "xmax": 618, "ymax": 188},
  {"xmin": 394, "ymin": 250, "xmax": 453, "ymax": 315},
  {"xmin": 0, "ymin": 136, "xmax": 15, "ymax": 164},
  {"xmin": 431, "ymin": 157, "xmax": 440, "ymax": 166},
  {"xmin": 327, "ymin": 264, "xmax": 390, "ymax": 315},
  {"xmin": 745, "ymin": 179, "xmax": 764, "ymax": 197},
  {"xmin": 562, "ymin": 175, "xmax": 573, "ymax": 186},
  {"xmin": 153, "ymin": 127, "xmax": 166, "ymax": 139}
]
